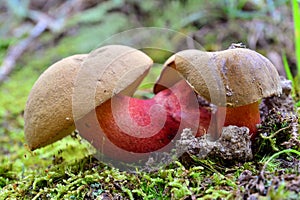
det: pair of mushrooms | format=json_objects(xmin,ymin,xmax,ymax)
[{"xmin": 24, "ymin": 45, "xmax": 281, "ymax": 159}]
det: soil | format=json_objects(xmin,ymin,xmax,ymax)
[{"xmin": 238, "ymin": 169, "xmax": 300, "ymax": 199}]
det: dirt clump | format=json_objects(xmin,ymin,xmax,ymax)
[{"xmin": 176, "ymin": 126, "xmax": 253, "ymax": 166}]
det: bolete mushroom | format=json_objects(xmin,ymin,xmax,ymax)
[
  {"xmin": 24, "ymin": 45, "xmax": 153, "ymax": 150},
  {"xmin": 154, "ymin": 47, "xmax": 282, "ymax": 139},
  {"xmin": 24, "ymin": 45, "xmax": 211, "ymax": 160},
  {"xmin": 72, "ymin": 45, "xmax": 211, "ymax": 156}
]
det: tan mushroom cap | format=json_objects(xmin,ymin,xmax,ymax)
[
  {"xmin": 154, "ymin": 48, "xmax": 282, "ymax": 107},
  {"xmin": 25, "ymin": 45, "xmax": 153, "ymax": 150},
  {"xmin": 24, "ymin": 54, "xmax": 87, "ymax": 150}
]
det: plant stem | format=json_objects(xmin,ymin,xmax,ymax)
[{"xmin": 292, "ymin": 0, "xmax": 300, "ymax": 78}]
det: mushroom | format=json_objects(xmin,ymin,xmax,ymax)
[
  {"xmin": 24, "ymin": 45, "xmax": 211, "ymax": 160},
  {"xmin": 154, "ymin": 48, "xmax": 282, "ymax": 139}
]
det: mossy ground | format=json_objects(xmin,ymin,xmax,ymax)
[{"xmin": 1, "ymin": 1, "xmax": 300, "ymax": 199}]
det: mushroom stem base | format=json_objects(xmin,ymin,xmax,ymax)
[{"xmin": 217, "ymin": 101, "xmax": 260, "ymax": 138}]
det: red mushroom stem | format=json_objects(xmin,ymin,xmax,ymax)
[
  {"xmin": 95, "ymin": 81, "xmax": 261, "ymax": 154},
  {"xmin": 96, "ymin": 80, "xmax": 211, "ymax": 153},
  {"xmin": 216, "ymin": 101, "xmax": 261, "ymax": 138}
]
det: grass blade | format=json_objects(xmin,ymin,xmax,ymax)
[
  {"xmin": 292, "ymin": 0, "xmax": 300, "ymax": 77},
  {"xmin": 282, "ymin": 52, "xmax": 294, "ymax": 84}
]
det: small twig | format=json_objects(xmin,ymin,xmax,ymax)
[
  {"xmin": 0, "ymin": 20, "xmax": 48, "ymax": 83},
  {"xmin": 0, "ymin": 0, "xmax": 77, "ymax": 84}
]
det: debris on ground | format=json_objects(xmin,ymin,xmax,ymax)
[{"xmin": 176, "ymin": 126, "xmax": 253, "ymax": 166}]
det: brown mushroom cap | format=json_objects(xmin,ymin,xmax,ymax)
[
  {"xmin": 154, "ymin": 48, "xmax": 282, "ymax": 107},
  {"xmin": 25, "ymin": 45, "xmax": 153, "ymax": 150},
  {"xmin": 24, "ymin": 54, "xmax": 87, "ymax": 150}
]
